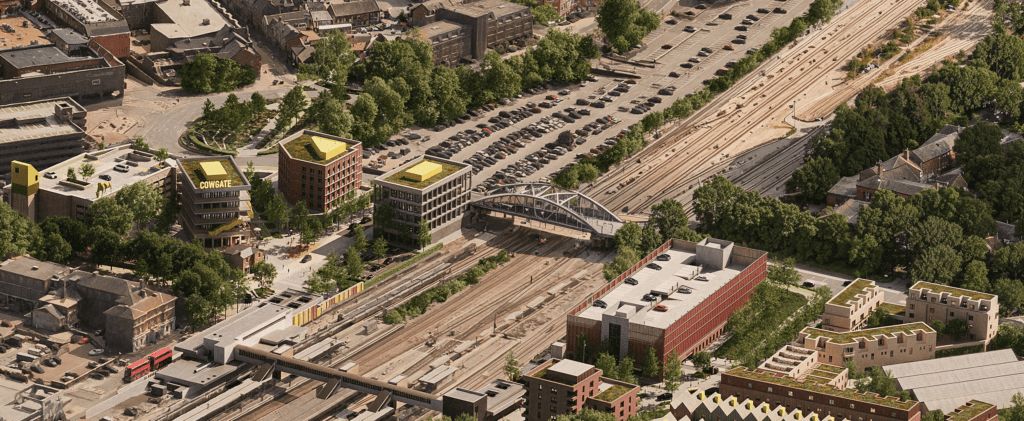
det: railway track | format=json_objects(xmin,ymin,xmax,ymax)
[{"xmin": 584, "ymin": 0, "xmax": 926, "ymax": 215}]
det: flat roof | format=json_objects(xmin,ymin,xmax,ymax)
[
  {"xmin": 378, "ymin": 156, "xmax": 468, "ymax": 190},
  {"xmin": 36, "ymin": 146, "xmax": 173, "ymax": 201},
  {"xmin": 576, "ymin": 247, "xmax": 744, "ymax": 330},
  {"xmin": 175, "ymin": 303, "xmax": 291, "ymax": 354},
  {"xmin": 281, "ymin": 131, "xmax": 360, "ymax": 165},
  {"xmin": 827, "ymin": 279, "xmax": 875, "ymax": 307},
  {"xmin": 548, "ymin": 359, "xmax": 592, "ymax": 377},
  {"xmin": 178, "ymin": 157, "xmax": 249, "ymax": 191},
  {"xmin": 0, "ymin": 45, "xmax": 97, "ymax": 69},
  {"xmin": 726, "ymin": 368, "xmax": 918, "ymax": 410},
  {"xmin": 947, "ymin": 401, "xmax": 995, "ymax": 421},
  {"xmin": 420, "ymin": 20, "xmax": 465, "ymax": 37},
  {"xmin": 0, "ymin": 256, "xmax": 69, "ymax": 280},
  {"xmin": 883, "ymin": 350, "xmax": 1023, "ymax": 413},
  {"xmin": 909, "ymin": 281, "xmax": 995, "ymax": 301},
  {"xmin": 0, "ymin": 17, "xmax": 51, "ymax": 51},
  {"xmin": 0, "ymin": 98, "xmax": 85, "ymax": 144},
  {"xmin": 800, "ymin": 323, "xmax": 934, "ymax": 345},
  {"xmin": 155, "ymin": 359, "xmax": 238, "ymax": 389},
  {"xmin": 154, "ymin": 0, "xmax": 232, "ymax": 38}
]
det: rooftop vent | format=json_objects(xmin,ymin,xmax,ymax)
[
  {"xmin": 31, "ymin": 266, "xmax": 39, "ymax": 270},
  {"xmin": 202, "ymin": 18, "xmax": 210, "ymax": 25}
]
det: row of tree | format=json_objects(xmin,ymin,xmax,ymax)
[
  {"xmin": 179, "ymin": 53, "xmax": 257, "ymax": 94},
  {"xmin": 294, "ymin": 28, "xmax": 598, "ymax": 148},
  {"xmin": 197, "ymin": 92, "xmax": 270, "ymax": 145},
  {"xmin": 382, "ymin": 250, "xmax": 511, "ymax": 323}
]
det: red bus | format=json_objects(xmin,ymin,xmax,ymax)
[{"xmin": 123, "ymin": 348, "xmax": 174, "ymax": 383}]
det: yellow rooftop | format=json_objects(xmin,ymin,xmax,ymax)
[
  {"xmin": 311, "ymin": 136, "xmax": 348, "ymax": 161},
  {"xmin": 199, "ymin": 161, "xmax": 229, "ymax": 181},
  {"xmin": 404, "ymin": 161, "xmax": 443, "ymax": 182}
]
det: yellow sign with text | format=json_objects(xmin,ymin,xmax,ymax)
[{"xmin": 199, "ymin": 180, "xmax": 233, "ymax": 189}]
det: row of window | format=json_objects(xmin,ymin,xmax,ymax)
[{"xmin": 197, "ymin": 190, "xmax": 240, "ymax": 199}]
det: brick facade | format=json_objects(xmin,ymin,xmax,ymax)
[
  {"xmin": 522, "ymin": 359, "xmax": 639, "ymax": 421},
  {"xmin": 278, "ymin": 130, "xmax": 363, "ymax": 213}
]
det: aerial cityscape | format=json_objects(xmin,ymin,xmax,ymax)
[{"xmin": 0, "ymin": 0, "xmax": 1020, "ymax": 418}]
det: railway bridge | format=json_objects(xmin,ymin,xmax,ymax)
[{"xmin": 469, "ymin": 183, "xmax": 624, "ymax": 244}]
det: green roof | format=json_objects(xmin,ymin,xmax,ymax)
[
  {"xmin": 877, "ymin": 303, "xmax": 906, "ymax": 316},
  {"xmin": 594, "ymin": 384, "xmax": 633, "ymax": 402},
  {"xmin": 382, "ymin": 159, "xmax": 463, "ymax": 189},
  {"xmin": 814, "ymin": 364, "xmax": 845, "ymax": 374},
  {"xmin": 810, "ymin": 369, "xmax": 840, "ymax": 381},
  {"xmin": 726, "ymin": 368, "xmax": 918, "ymax": 410},
  {"xmin": 801, "ymin": 323, "xmax": 934, "ymax": 344},
  {"xmin": 180, "ymin": 158, "xmax": 245, "ymax": 189},
  {"xmin": 528, "ymin": 367, "xmax": 575, "ymax": 386},
  {"xmin": 282, "ymin": 133, "xmax": 356, "ymax": 164},
  {"xmin": 947, "ymin": 400, "xmax": 994, "ymax": 421},
  {"xmin": 910, "ymin": 282, "xmax": 995, "ymax": 301},
  {"xmin": 828, "ymin": 279, "xmax": 875, "ymax": 306}
]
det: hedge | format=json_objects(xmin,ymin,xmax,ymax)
[
  {"xmin": 383, "ymin": 250, "xmax": 510, "ymax": 324},
  {"xmin": 367, "ymin": 242, "xmax": 444, "ymax": 288},
  {"xmin": 257, "ymin": 145, "xmax": 279, "ymax": 155},
  {"xmin": 187, "ymin": 132, "xmax": 237, "ymax": 156}
]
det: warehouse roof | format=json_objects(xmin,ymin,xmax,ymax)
[
  {"xmin": 154, "ymin": 0, "xmax": 232, "ymax": 38},
  {"xmin": 0, "ymin": 45, "xmax": 98, "ymax": 69},
  {"xmin": 883, "ymin": 349, "xmax": 1023, "ymax": 413}
]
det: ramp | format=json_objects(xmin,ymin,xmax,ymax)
[
  {"xmin": 317, "ymin": 377, "xmax": 341, "ymax": 399},
  {"xmin": 253, "ymin": 362, "xmax": 276, "ymax": 382},
  {"xmin": 367, "ymin": 390, "xmax": 393, "ymax": 412}
]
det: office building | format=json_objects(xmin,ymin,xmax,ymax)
[
  {"xmin": 567, "ymin": 238, "xmax": 767, "ymax": 371},
  {"xmin": 5, "ymin": 144, "xmax": 176, "ymax": 223},
  {"xmin": 521, "ymin": 359, "xmax": 639, "ymax": 421},
  {"xmin": 0, "ymin": 256, "xmax": 73, "ymax": 314},
  {"xmin": 795, "ymin": 323, "xmax": 937, "ymax": 368},
  {"xmin": 905, "ymin": 282, "xmax": 998, "ymax": 343},
  {"xmin": 409, "ymin": 0, "xmax": 532, "ymax": 62},
  {"xmin": 278, "ymin": 130, "xmax": 363, "ymax": 213},
  {"xmin": 0, "ymin": 41, "xmax": 125, "ymax": 105},
  {"xmin": 176, "ymin": 157, "xmax": 253, "ymax": 249},
  {"xmin": 373, "ymin": 156, "xmax": 472, "ymax": 248},
  {"xmin": 823, "ymin": 279, "xmax": 884, "ymax": 332}
]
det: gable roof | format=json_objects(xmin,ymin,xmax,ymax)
[
  {"xmin": 832, "ymin": 200, "xmax": 870, "ymax": 225},
  {"xmin": 329, "ymin": 0, "xmax": 380, "ymax": 17},
  {"xmin": 911, "ymin": 126, "xmax": 960, "ymax": 164}
]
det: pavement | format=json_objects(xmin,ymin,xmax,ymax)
[{"xmin": 794, "ymin": 264, "xmax": 910, "ymax": 304}]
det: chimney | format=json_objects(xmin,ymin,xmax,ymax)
[
  {"xmin": 875, "ymin": 160, "xmax": 883, "ymax": 176},
  {"xmin": 903, "ymin": 149, "xmax": 910, "ymax": 161}
]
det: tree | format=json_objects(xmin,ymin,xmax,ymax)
[
  {"xmin": 866, "ymin": 307, "xmax": 897, "ymax": 328},
  {"xmin": 351, "ymin": 224, "xmax": 367, "ymax": 252},
  {"xmin": 1004, "ymin": 393, "xmax": 1024, "ymax": 421},
  {"xmin": 132, "ymin": 136, "xmax": 150, "ymax": 152},
  {"xmin": 616, "ymin": 356, "xmax": 637, "ymax": 384},
  {"xmin": 89, "ymin": 226, "xmax": 123, "ymax": 269},
  {"xmin": 179, "ymin": 53, "xmax": 255, "ymax": 93},
  {"xmin": 922, "ymin": 410, "xmax": 945, "ymax": 421},
  {"xmin": 960, "ymin": 260, "xmax": 992, "ymax": 292},
  {"xmin": 786, "ymin": 157, "xmax": 840, "ymax": 203},
  {"xmin": 614, "ymin": 221, "xmax": 643, "ymax": 252},
  {"xmin": 301, "ymin": 216, "xmax": 322, "ymax": 245},
  {"xmin": 597, "ymin": 0, "xmax": 661, "ymax": 53},
  {"xmin": 345, "ymin": 246, "xmax": 364, "ymax": 280},
  {"xmin": 78, "ymin": 163, "xmax": 95, "ymax": 181},
  {"xmin": 154, "ymin": 148, "xmax": 170, "ymax": 161},
  {"xmin": 504, "ymin": 351, "xmax": 521, "ymax": 381},
  {"xmin": 577, "ymin": 163, "xmax": 600, "ymax": 183},
  {"xmin": 553, "ymin": 166, "xmax": 580, "ymax": 189},
  {"xmin": 767, "ymin": 258, "xmax": 801, "ymax": 286},
  {"xmin": 115, "ymin": 181, "xmax": 165, "ymax": 226},
  {"xmin": 311, "ymin": 92, "xmax": 354, "ymax": 137},
  {"xmin": 417, "ymin": 218, "xmax": 432, "ymax": 249},
  {"xmin": 642, "ymin": 347, "xmax": 660, "ymax": 378},
  {"xmin": 692, "ymin": 351, "xmax": 712, "ymax": 372},
  {"xmin": 994, "ymin": 278, "xmax": 1024, "ymax": 314},
  {"xmin": 372, "ymin": 236, "xmax": 389, "ymax": 260},
  {"xmin": 87, "ymin": 197, "xmax": 133, "ymax": 236},
  {"xmin": 945, "ymin": 318, "xmax": 969, "ymax": 340},
  {"xmin": 66, "ymin": 168, "xmax": 76, "ymax": 181},
  {"xmin": 855, "ymin": 367, "xmax": 910, "ymax": 400},
  {"xmin": 278, "ymin": 86, "xmax": 309, "ymax": 129},
  {"xmin": 663, "ymin": 351, "xmax": 682, "ymax": 392},
  {"xmin": 595, "ymin": 353, "xmax": 617, "ymax": 379},
  {"xmin": 290, "ymin": 200, "xmax": 309, "ymax": 230},
  {"xmin": 252, "ymin": 261, "xmax": 277, "ymax": 290},
  {"xmin": 930, "ymin": 319, "xmax": 947, "ymax": 335},
  {"xmin": 911, "ymin": 244, "xmax": 961, "ymax": 285},
  {"xmin": 33, "ymin": 232, "xmax": 73, "ymax": 263},
  {"xmin": 304, "ymin": 271, "xmax": 333, "ymax": 294},
  {"xmin": 533, "ymin": 4, "xmax": 560, "ymax": 24},
  {"xmin": 267, "ymin": 193, "xmax": 288, "ymax": 228}
]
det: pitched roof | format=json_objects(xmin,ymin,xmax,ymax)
[
  {"xmin": 831, "ymin": 200, "xmax": 869, "ymax": 224},
  {"xmin": 883, "ymin": 349, "xmax": 1022, "ymax": 413},
  {"xmin": 857, "ymin": 177, "xmax": 934, "ymax": 197},
  {"xmin": 329, "ymin": 0, "xmax": 380, "ymax": 17},
  {"xmin": 911, "ymin": 126, "xmax": 960, "ymax": 164},
  {"xmin": 73, "ymin": 271, "xmax": 133, "ymax": 298},
  {"xmin": 827, "ymin": 175, "xmax": 858, "ymax": 199},
  {"xmin": 104, "ymin": 289, "xmax": 175, "ymax": 319}
]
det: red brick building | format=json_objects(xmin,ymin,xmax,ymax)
[
  {"xmin": 278, "ymin": 130, "xmax": 362, "ymax": 213},
  {"xmin": 566, "ymin": 238, "xmax": 767, "ymax": 374},
  {"xmin": 721, "ymin": 368, "xmax": 922, "ymax": 421},
  {"xmin": 522, "ymin": 359, "xmax": 640, "ymax": 421}
]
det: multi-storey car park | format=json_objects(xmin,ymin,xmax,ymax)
[
  {"xmin": 0, "ymin": 98, "xmax": 87, "ymax": 183},
  {"xmin": 176, "ymin": 157, "xmax": 253, "ymax": 249},
  {"xmin": 795, "ymin": 323, "xmax": 937, "ymax": 369},
  {"xmin": 373, "ymin": 156, "xmax": 472, "ymax": 248},
  {"xmin": 822, "ymin": 279, "xmax": 884, "ymax": 332},
  {"xmin": 905, "ymin": 282, "xmax": 998, "ymax": 344},
  {"xmin": 278, "ymin": 130, "xmax": 363, "ymax": 213},
  {"xmin": 566, "ymin": 238, "xmax": 767, "ymax": 371}
]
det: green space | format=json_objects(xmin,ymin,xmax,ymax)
[
  {"xmin": 282, "ymin": 133, "xmax": 354, "ymax": 164},
  {"xmin": 801, "ymin": 323, "xmax": 934, "ymax": 345},
  {"xmin": 810, "ymin": 369, "xmax": 841, "ymax": 381},
  {"xmin": 180, "ymin": 158, "xmax": 245, "ymax": 189},
  {"xmin": 383, "ymin": 250, "xmax": 510, "ymax": 324},
  {"xmin": 829, "ymin": 279, "xmax": 874, "ymax": 306},
  {"xmin": 815, "ymin": 364, "xmax": 845, "ymax": 374},
  {"xmin": 529, "ymin": 367, "xmax": 574, "ymax": 386},
  {"xmin": 594, "ymin": 384, "xmax": 633, "ymax": 402},
  {"xmin": 911, "ymin": 281, "xmax": 996, "ymax": 301},
  {"xmin": 383, "ymin": 159, "xmax": 463, "ymax": 189},
  {"xmin": 727, "ymin": 368, "xmax": 917, "ymax": 410},
  {"xmin": 877, "ymin": 303, "xmax": 906, "ymax": 316},
  {"xmin": 806, "ymin": 375, "xmax": 832, "ymax": 384},
  {"xmin": 948, "ymin": 401, "xmax": 995, "ymax": 421},
  {"xmin": 936, "ymin": 344, "xmax": 984, "ymax": 358}
]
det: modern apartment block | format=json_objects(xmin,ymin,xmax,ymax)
[
  {"xmin": 278, "ymin": 130, "xmax": 363, "ymax": 213},
  {"xmin": 905, "ymin": 282, "xmax": 998, "ymax": 343},
  {"xmin": 721, "ymin": 368, "xmax": 923, "ymax": 421},
  {"xmin": 5, "ymin": 144, "xmax": 176, "ymax": 224},
  {"xmin": 758, "ymin": 345, "xmax": 849, "ymax": 389},
  {"xmin": 373, "ymin": 156, "xmax": 472, "ymax": 248},
  {"xmin": 0, "ymin": 98, "xmax": 88, "ymax": 183},
  {"xmin": 795, "ymin": 323, "xmax": 937, "ymax": 368},
  {"xmin": 521, "ymin": 359, "xmax": 640, "ymax": 421},
  {"xmin": 823, "ymin": 279, "xmax": 884, "ymax": 332},
  {"xmin": 176, "ymin": 157, "xmax": 253, "ymax": 249},
  {"xmin": 567, "ymin": 238, "xmax": 767, "ymax": 371}
]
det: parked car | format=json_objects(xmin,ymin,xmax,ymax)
[
  {"xmin": 646, "ymin": 263, "xmax": 662, "ymax": 270},
  {"xmin": 654, "ymin": 304, "xmax": 668, "ymax": 312},
  {"xmin": 593, "ymin": 300, "xmax": 608, "ymax": 308},
  {"xmin": 656, "ymin": 254, "xmax": 671, "ymax": 261},
  {"xmin": 88, "ymin": 348, "xmax": 104, "ymax": 356},
  {"xmin": 301, "ymin": 255, "xmax": 313, "ymax": 263},
  {"xmin": 624, "ymin": 277, "xmax": 639, "ymax": 285},
  {"xmin": 802, "ymin": 281, "xmax": 815, "ymax": 288},
  {"xmin": 657, "ymin": 393, "xmax": 674, "ymax": 401}
]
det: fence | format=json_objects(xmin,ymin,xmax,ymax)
[{"xmin": 292, "ymin": 282, "xmax": 366, "ymax": 326}]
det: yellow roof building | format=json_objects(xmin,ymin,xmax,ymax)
[
  {"xmin": 199, "ymin": 161, "xmax": 229, "ymax": 181},
  {"xmin": 310, "ymin": 136, "xmax": 348, "ymax": 161},
  {"xmin": 404, "ymin": 161, "xmax": 442, "ymax": 182}
]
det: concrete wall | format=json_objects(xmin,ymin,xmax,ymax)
[
  {"xmin": 0, "ymin": 66, "xmax": 124, "ymax": 105},
  {"xmin": 436, "ymin": 9, "xmax": 487, "ymax": 60}
]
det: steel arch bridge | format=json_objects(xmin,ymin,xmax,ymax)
[{"xmin": 470, "ymin": 183, "xmax": 624, "ymax": 238}]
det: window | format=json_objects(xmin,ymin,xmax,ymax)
[
  {"xmin": 92, "ymin": 79, "xmax": 101, "ymax": 85},
  {"xmin": 909, "ymin": 304, "xmax": 914, "ymax": 309},
  {"xmin": 908, "ymin": 313, "xmax": 914, "ymax": 318},
  {"xmin": 969, "ymin": 315, "xmax": 974, "ymax": 320},
  {"xmin": 951, "ymin": 312, "xmax": 956, "ymax": 317}
]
